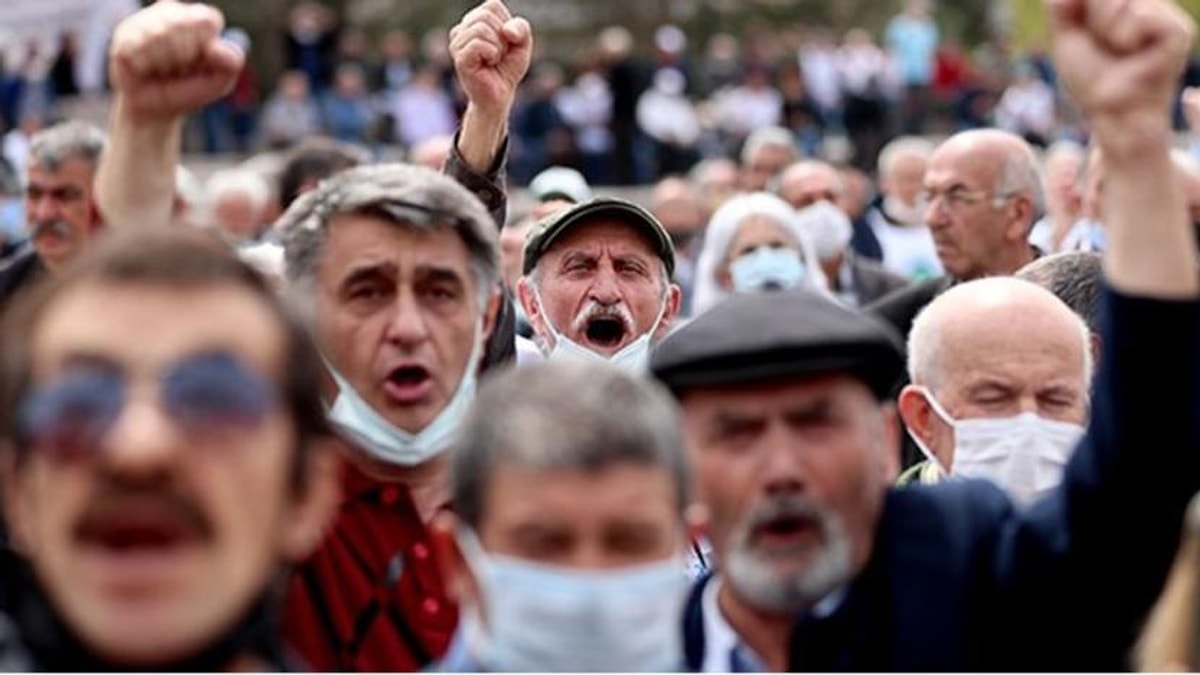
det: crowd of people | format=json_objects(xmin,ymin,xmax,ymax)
[
  {"xmin": 12, "ymin": 0, "xmax": 1200, "ymax": 192},
  {"xmin": 0, "ymin": 0, "xmax": 1198, "ymax": 671}
]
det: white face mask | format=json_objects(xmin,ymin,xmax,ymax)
[
  {"xmin": 883, "ymin": 195, "xmax": 924, "ymax": 226},
  {"xmin": 459, "ymin": 530, "xmax": 689, "ymax": 672},
  {"xmin": 797, "ymin": 200, "xmax": 853, "ymax": 262},
  {"xmin": 729, "ymin": 246, "xmax": 806, "ymax": 293},
  {"xmin": 326, "ymin": 320, "xmax": 484, "ymax": 467},
  {"xmin": 912, "ymin": 388, "xmax": 1085, "ymax": 506},
  {"xmin": 531, "ymin": 286, "xmax": 668, "ymax": 374}
]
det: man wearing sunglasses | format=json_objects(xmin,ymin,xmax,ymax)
[
  {"xmin": 92, "ymin": 1, "xmax": 529, "ymax": 669},
  {"xmin": 0, "ymin": 227, "xmax": 338, "ymax": 670}
]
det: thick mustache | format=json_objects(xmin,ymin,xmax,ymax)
[
  {"xmin": 74, "ymin": 487, "xmax": 212, "ymax": 541},
  {"xmin": 569, "ymin": 300, "xmax": 634, "ymax": 334},
  {"xmin": 30, "ymin": 220, "xmax": 74, "ymax": 239}
]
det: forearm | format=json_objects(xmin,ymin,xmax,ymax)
[
  {"xmin": 94, "ymin": 97, "xmax": 182, "ymax": 230},
  {"xmin": 455, "ymin": 102, "xmax": 509, "ymax": 175},
  {"xmin": 1098, "ymin": 123, "xmax": 1200, "ymax": 299}
]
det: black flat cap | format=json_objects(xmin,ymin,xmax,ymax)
[
  {"xmin": 522, "ymin": 197, "xmax": 675, "ymax": 276},
  {"xmin": 650, "ymin": 288, "xmax": 905, "ymax": 399}
]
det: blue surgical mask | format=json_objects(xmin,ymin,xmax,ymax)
[
  {"xmin": 326, "ymin": 320, "xmax": 484, "ymax": 466},
  {"xmin": 458, "ymin": 530, "xmax": 689, "ymax": 672},
  {"xmin": 532, "ymin": 287, "xmax": 667, "ymax": 374},
  {"xmin": 730, "ymin": 246, "xmax": 805, "ymax": 293}
]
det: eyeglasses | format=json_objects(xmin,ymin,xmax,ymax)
[
  {"xmin": 16, "ymin": 351, "xmax": 279, "ymax": 459},
  {"xmin": 920, "ymin": 187, "xmax": 1015, "ymax": 212}
]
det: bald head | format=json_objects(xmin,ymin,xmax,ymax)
[
  {"xmin": 924, "ymin": 130, "xmax": 1044, "ymax": 279},
  {"xmin": 651, "ymin": 176, "xmax": 707, "ymax": 251},
  {"xmin": 908, "ymin": 277, "xmax": 1091, "ymax": 390},
  {"xmin": 778, "ymin": 161, "xmax": 845, "ymax": 211}
]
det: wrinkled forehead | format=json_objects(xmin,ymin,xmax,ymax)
[{"xmin": 26, "ymin": 156, "xmax": 95, "ymax": 189}]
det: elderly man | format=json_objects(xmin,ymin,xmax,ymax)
[
  {"xmin": 652, "ymin": 0, "xmax": 1200, "ymax": 668},
  {"xmin": 0, "ymin": 228, "xmax": 338, "ymax": 669},
  {"xmin": 864, "ymin": 136, "xmax": 940, "ymax": 279},
  {"xmin": 516, "ymin": 198, "xmax": 681, "ymax": 370},
  {"xmin": 0, "ymin": 120, "xmax": 106, "ymax": 311},
  {"xmin": 740, "ymin": 126, "xmax": 798, "ymax": 193},
  {"xmin": 1017, "ymin": 251, "xmax": 1104, "ymax": 347},
  {"xmin": 895, "ymin": 278, "xmax": 1093, "ymax": 499},
  {"xmin": 430, "ymin": 361, "xmax": 694, "ymax": 671},
  {"xmin": 778, "ymin": 161, "xmax": 907, "ymax": 306},
  {"xmin": 867, "ymin": 129, "xmax": 1045, "ymax": 339},
  {"xmin": 93, "ymin": 1, "xmax": 531, "ymax": 669}
]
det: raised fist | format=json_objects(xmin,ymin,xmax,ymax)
[
  {"xmin": 450, "ymin": 0, "xmax": 533, "ymax": 116},
  {"xmin": 108, "ymin": 1, "xmax": 245, "ymax": 122},
  {"xmin": 1049, "ymin": 0, "xmax": 1194, "ymax": 152}
]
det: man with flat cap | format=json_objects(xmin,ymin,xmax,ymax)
[
  {"xmin": 516, "ymin": 196, "xmax": 681, "ymax": 371},
  {"xmin": 652, "ymin": 0, "xmax": 1200, "ymax": 669}
]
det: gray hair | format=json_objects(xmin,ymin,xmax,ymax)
[
  {"xmin": 876, "ymin": 136, "xmax": 934, "ymax": 178},
  {"xmin": 28, "ymin": 120, "xmax": 107, "ymax": 171},
  {"xmin": 278, "ymin": 163, "xmax": 500, "ymax": 311},
  {"xmin": 1016, "ymin": 252, "xmax": 1103, "ymax": 337},
  {"xmin": 740, "ymin": 126, "xmax": 797, "ymax": 165},
  {"xmin": 450, "ymin": 361, "xmax": 690, "ymax": 529},
  {"xmin": 996, "ymin": 143, "xmax": 1046, "ymax": 221}
]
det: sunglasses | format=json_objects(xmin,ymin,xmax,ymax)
[{"xmin": 16, "ymin": 351, "xmax": 280, "ymax": 459}]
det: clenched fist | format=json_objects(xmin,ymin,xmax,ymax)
[
  {"xmin": 109, "ymin": 0, "xmax": 244, "ymax": 122},
  {"xmin": 450, "ymin": 0, "xmax": 533, "ymax": 116},
  {"xmin": 1049, "ymin": 0, "xmax": 1195, "ymax": 155}
]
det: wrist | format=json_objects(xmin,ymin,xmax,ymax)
[
  {"xmin": 112, "ymin": 96, "xmax": 186, "ymax": 138},
  {"xmin": 458, "ymin": 103, "xmax": 511, "ymax": 174},
  {"xmin": 1091, "ymin": 115, "xmax": 1173, "ymax": 165}
]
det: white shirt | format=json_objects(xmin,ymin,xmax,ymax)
[
  {"xmin": 867, "ymin": 208, "xmax": 944, "ymax": 280},
  {"xmin": 700, "ymin": 577, "xmax": 755, "ymax": 673}
]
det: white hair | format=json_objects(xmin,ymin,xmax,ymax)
[
  {"xmin": 997, "ymin": 143, "xmax": 1046, "ymax": 218},
  {"xmin": 205, "ymin": 168, "xmax": 271, "ymax": 216},
  {"xmin": 740, "ymin": 126, "xmax": 797, "ymax": 165},
  {"xmin": 691, "ymin": 192, "xmax": 828, "ymax": 314},
  {"xmin": 876, "ymin": 136, "xmax": 935, "ymax": 178}
]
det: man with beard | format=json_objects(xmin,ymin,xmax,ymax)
[
  {"xmin": 0, "ymin": 121, "xmax": 106, "ymax": 312},
  {"xmin": 92, "ymin": 0, "xmax": 530, "ymax": 669},
  {"xmin": 653, "ymin": 1, "xmax": 1200, "ymax": 668},
  {"xmin": 0, "ymin": 227, "xmax": 338, "ymax": 670},
  {"xmin": 516, "ymin": 198, "xmax": 681, "ymax": 371}
]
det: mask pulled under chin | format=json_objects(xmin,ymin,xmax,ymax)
[
  {"xmin": 326, "ymin": 323, "xmax": 484, "ymax": 467},
  {"xmin": 533, "ymin": 287, "xmax": 667, "ymax": 374},
  {"xmin": 909, "ymin": 387, "xmax": 1085, "ymax": 506},
  {"xmin": 458, "ymin": 529, "xmax": 689, "ymax": 672}
]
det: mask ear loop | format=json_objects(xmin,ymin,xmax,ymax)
[{"xmin": 908, "ymin": 386, "xmax": 956, "ymax": 477}]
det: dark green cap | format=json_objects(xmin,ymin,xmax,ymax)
[{"xmin": 522, "ymin": 197, "xmax": 676, "ymax": 276}]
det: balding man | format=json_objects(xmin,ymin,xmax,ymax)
[
  {"xmin": 895, "ymin": 278, "xmax": 1092, "ymax": 502},
  {"xmin": 778, "ymin": 161, "xmax": 907, "ymax": 306},
  {"xmin": 867, "ymin": 129, "xmax": 1045, "ymax": 339},
  {"xmin": 650, "ymin": 176, "xmax": 707, "ymax": 316}
]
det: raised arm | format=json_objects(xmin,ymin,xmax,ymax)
[
  {"xmin": 94, "ymin": 1, "xmax": 242, "ymax": 230},
  {"xmin": 1052, "ymin": 0, "xmax": 1199, "ymax": 296}
]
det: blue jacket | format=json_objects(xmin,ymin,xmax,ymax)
[{"xmin": 686, "ymin": 289, "xmax": 1200, "ymax": 670}]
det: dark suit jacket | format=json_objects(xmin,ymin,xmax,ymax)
[
  {"xmin": 782, "ymin": 289, "xmax": 1200, "ymax": 670},
  {"xmin": 848, "ymin": 255, "xmax": 910, "ymax": 307}
]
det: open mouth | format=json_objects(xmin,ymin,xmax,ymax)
[
  {"xmin": 584, "ymin": 316, "xmax": 628, "ymax": 349},
  {"xmin": 752, "ymin": 514, "xmax": 818, "ymax": 551},
  {"xmin": 382, "ymin": 364, "xmax": 434, "ymax": 404},
  {"xmin": 388, "ymin": 365, "xmax": 431, "ymax": 388}
]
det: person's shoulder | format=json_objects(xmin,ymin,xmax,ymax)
[{"xmin": 865, "ymin": 275, "xmax": 948, "ymax": 320}]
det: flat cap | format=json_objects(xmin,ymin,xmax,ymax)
[
  {"xmin": 522, "ymin": 197, "xmax": 675, "ymax": 276},
  {"xmin": 650, "ymin": 288, "xmax": 905, "ymax": 399}
]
